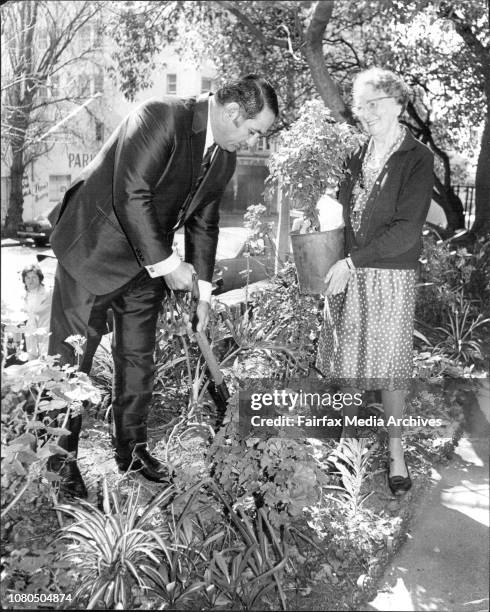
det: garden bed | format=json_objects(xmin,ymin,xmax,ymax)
[
  {"xmin": 0, "ymin": 358, "xmax": 472, "ymax": 610},
  {"xmin": 1, "ymin": 229, "xmax": 488, "ymax": 610}
]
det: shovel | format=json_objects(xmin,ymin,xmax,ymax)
[{"xmin": 188, "ymin": 274, "xmax": 230, "ymax": 429}]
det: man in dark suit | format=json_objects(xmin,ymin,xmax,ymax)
[{"xmin": 47, "ymin": 74, "xmax": 278, "ymax": 497}]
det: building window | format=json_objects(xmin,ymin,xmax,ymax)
[
  {"xmin": 95, "ymin": 120, "xmax": 104, "ymax": 142},
  {"xmin": 38, "ymin": 29, "xmax": 48, "ymax": 49},
  {"xmin": 38, "ymin": 75, "xmax": 60, "ymax": 101},
  {"xmin": 93, "ymin": 24, "xmax": 104, "ymax": 49},
  {"xmin": 79, "ymin": 25, "xmax": 93, "ymax": 50},
  {"xmin": 49, "ymin": 74, "xmax": 60, "ymax": 98},
  {"xmin": 1, "ymin": 176, "xmax": 11, "ymax": 224},
  {"xmin": 166, "ymin": 74, "xmax": 177, "ymax": 95},
  {"xmin": 37, "ymin": 82, "xmax": 48, "ymax": 102},
  {"xmin": 201, "ymin": 77, "xmax": 213, "ymax": 93},
  {"xmin": 256, "ymin": 136, "xmax": 270, "ymax": 152},
  {"xmin": 78, "ymin": 74, "xmax": 91, "ymax": 97},
  {"xmin": 49, "ymin": 175, "xmax": 71, "ymax": 202},
  {"xmin": 76, "ymin": 70, "xmax": 103, "ymax": 98},
  {"xmin": 93, "ymin": 69, "xmax": 104, "ymax": 94}
]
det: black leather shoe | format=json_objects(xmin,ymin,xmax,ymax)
[
  {"xmin": 388, "ymin": 458, "xmax": 412, "ymax": 496},
  {"xmin": 116, "ymin": 445, "xmax": 171, "ymax": 484},
  {"xmin": 55, "ymin": 460, "xmax": 88, "ymax": 499}
]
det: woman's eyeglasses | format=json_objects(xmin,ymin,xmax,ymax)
[{"xmin": 352, "ymin": 96, "xmax": 394, "ymax": 116}]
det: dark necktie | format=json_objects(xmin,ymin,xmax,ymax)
[{"xmin": 175, "ymin": 143, "xmax": 217, "ymax": 228}]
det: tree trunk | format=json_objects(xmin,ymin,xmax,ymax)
[
  {"xmin": 405, "ymin": 105, "xmax": 466, "ymax": 232},
  {"xmin": 303, "ymin": 0, "xmax": 353, "ymax": 124},
  {"xmin": 3, "ymin": 152, "xmax": 26, "ymax": 238},
  {"xmin": 432, "ymin": 174, "xmax": 466, "ymax": 232},
  {"xmin": 3, "ymin": 103, "xmax": 33, "ymax": 237},
  {"xmin": 436, "ymin": 1, "xmax": 490, "ymax": 237},
  {"xmin": 471, "ymin": 107, "xmax": 490, "ymax": 236},
  {"xmin": 2, "ymin": 0, "xmax": 38, "ymax": 237}
]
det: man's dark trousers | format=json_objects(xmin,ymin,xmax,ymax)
[{"xmin": 49, "ymin": 264, "xmax": 165, "ymax": 457}]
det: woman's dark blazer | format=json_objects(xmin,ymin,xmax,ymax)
[
  {"xmin": 338, "ymin": 129, "xmax": 434, "ymax": 270},
  {"xmin": 48, "ymin": 94, "xmax": 236, "ymax": 295}
]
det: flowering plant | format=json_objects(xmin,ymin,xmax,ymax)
[{"xmin": 267, "ymin": 100, "xmax": 363, "ymax": 229}]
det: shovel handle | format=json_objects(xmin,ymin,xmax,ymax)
[
  {"xmin": 193, "ymin": 330, "xmax": 224, "ymax": 385},
  {"xmin": 187, "ymin": 275, "xmax": 229, "ymax": 428},
  {"xmin": 187, "ymin": 273, "xmax": 222, "ymax": 382}
]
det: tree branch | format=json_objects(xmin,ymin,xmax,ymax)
[
  {"xmin": 302, "ymin": 0, "xmax": 351, "ymax": 122},
  {"xmin": 438, "ymin": 1, "xmax": 490, "ymax": 93},
  {"xmin": 407, "ymin": 100, "xmax": 451, "ymax": 187},
  {"xmin": 216, "ymin": 0, "xmax": 288, "ymax": 49},
  {"xmin": 438, "ymin": 2, "xmax": 488, "ymax": 59},
  {"xmin": 38, "ymin": 2, "xmax": 103, "ymax": 75}
]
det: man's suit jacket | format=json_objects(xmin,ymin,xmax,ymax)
[{"xmin": 49, "ymin": 94, "xmax": 236, "ymax": 295}]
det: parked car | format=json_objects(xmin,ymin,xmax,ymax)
[
  {"xmin": 212, "ymin": 246, "xmax": 274, "ymax": 295},
  {"xmin": 17, "ymin": 213, "xmax": 53, "ymax": 247}
]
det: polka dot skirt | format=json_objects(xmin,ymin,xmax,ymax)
[{"xmin": 316, "ymin": 268, "xmax": 416, "ymax": 390}]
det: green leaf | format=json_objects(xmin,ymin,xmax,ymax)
[
  {"xmin": 213, "ymin": 552, "xmax": 230, "ymax": 582},
  {"xmin": 45, "ymin": 427, "xmax": 72, "ymax": 436}
]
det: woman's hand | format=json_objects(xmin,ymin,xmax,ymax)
[
  {"xmin": 324, "ymin": 259, "xmax": 352, "ymax": 296},
  {"xmin": 291, "ymin": 215, "xmax": 312, "ymax": 234}
]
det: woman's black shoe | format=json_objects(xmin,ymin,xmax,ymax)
[{"xmin": 387, "ymin": 457, "xmax": 412, "ymax": 495}]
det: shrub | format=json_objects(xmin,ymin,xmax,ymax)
[
  {"xmin": 55, "ymin": 478, "xmax": 288, "ymax": 610},
  {"xmin": 1, "ymin": 356, "xmax": 100, "ymax": 518},
  {"xmin": 267, "ymin": 99, "xmax": 363, "ymax": 227},
  {"xmin": 56, "ymin": 482, "xmax": 175, "ymax": 609},
  {"xmin": 209, "ymin": 425, "xmax": 330, "ymax": 528},
  {"xmin": 217, "ymin": 263, "xmax": 322, "ymax": 379},
  {"xmin": 415, "ymin": 231, "xmax": 490, "ymax": 369}
]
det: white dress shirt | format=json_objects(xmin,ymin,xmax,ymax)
[{"xmin": 145, "ymin": 96, "xmax": 214, "ymax": 303}]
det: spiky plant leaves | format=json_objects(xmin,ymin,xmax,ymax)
[
  {"xmin": 56, "ymin": 481, "xmax": 175, "ymax": 609},
  {"xmin": 329, "ymin": 438, "xmax": 376, "ymax": 515}
]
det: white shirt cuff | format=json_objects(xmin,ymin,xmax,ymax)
[
  {"xmin": 198, "ymin": 280, "xmax": 212, "ymax": 303},
  {"xmin": 145, "ymin": 251, "xmax": 181, "ymax": 277}
]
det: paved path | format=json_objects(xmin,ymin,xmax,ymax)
[{"xmin": 366, "ymin": 378, "xmax": 489, "ymax": 612}]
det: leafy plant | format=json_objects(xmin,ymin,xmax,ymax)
[
  {"xmin": 55, "ymin": 477, "xmax": 288, "ymax": 611},
  {"xmin": 267, "ymin": 100, "xmax": 362, "ymax": 228},
  {"xmin": 56, "ymin": 481, "xmax": 175, "ymax": 609},
  {"xmin": 215, "ymin": 263, "xmax": 321, "ymax": 379},
  {"xmin": 1, "ymin": 324, "xmax": 28, "ymax": 369},
  {"xmin": 90, "ymin": 336, "xmax": 114, "ymax": 413},
  {"xmin": 415, "ymin": 230, "xmax": 490, "ymax": 369},
  {"xmin": 326, "ymin": 438, "xmax": 376, "ymax": 517},
  {"xmin": 1, "ymin": 356, "xmax": 100, "ymax": 518},
  {"xmin": 139, "ymin": 482, "xmax": 222, "ymax": 609},
  {"xmin": 206, "ymin": 481, "xmax": 289, "ymax": 611},
  {"xmin": 209, "ymin": 427, "xmax": 330, "ymax": 529},
  {"xmin": 434, "ymin": 294, "xmax": 490, "ymax": 364},
  {"xmin": 243, "ymin": 203, "xmax": 275, "ymax": 256}
]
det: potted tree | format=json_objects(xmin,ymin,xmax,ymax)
[{"xmin": 268, "ymin": 100, "xmax": 363, "ymax": 295}]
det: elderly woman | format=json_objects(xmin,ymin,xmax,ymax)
[
  {"xmin": 318, "ymin": 67, "xmax": 434, "ymax": 495},
  {"xmin": 21, "ymin": 264, "xmax": 52, "ymax": 358}
]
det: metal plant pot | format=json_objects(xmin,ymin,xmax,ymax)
[{"xmin": 290, "ymin": 228, "xmax": 344, "ymax": 295}]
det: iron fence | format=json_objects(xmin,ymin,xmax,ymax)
[{"xmin": 454, "ymin": 184, "xmax": 475, "ymax": 228}]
